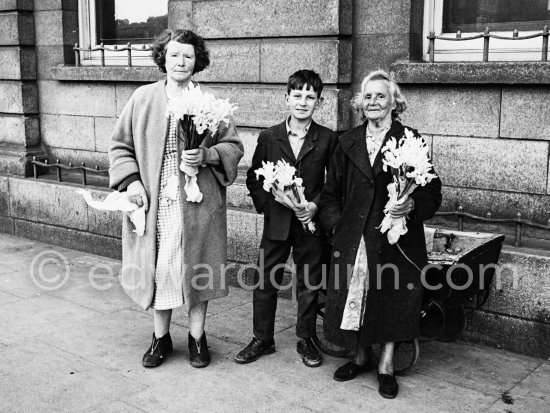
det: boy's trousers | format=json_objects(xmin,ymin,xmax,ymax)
[{"xmin": 252, "ymin": 217, "xmax": 328, "ymax": 341}]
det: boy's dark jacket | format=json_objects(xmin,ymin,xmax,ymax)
[{"xmin": 246, "ymin": 120, "xmax": 338, "ymax": 241}]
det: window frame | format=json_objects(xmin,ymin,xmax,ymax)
[
  {"xmin": 77, "ymin": 0, "xmax": 165, "ymax": 66},
  {"xmin": 423, "ymin": 0, "xmax": 548, "ymax": 62}
]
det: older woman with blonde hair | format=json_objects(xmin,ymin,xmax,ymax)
[{"xmin": 319, "ymin": 70, "xmax": 441, "ymax": 398}]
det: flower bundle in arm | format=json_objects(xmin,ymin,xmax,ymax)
[
  {"xmin": 255, "ymin": 160, "xmax": 316, "ymax": 233},
  {"xmin": 378, "ymin": 128, "xmax": 437, "ymax": 244},
  {"xmin": 167, "ymin": 83, "xmax": 238, "ymax": 203}
]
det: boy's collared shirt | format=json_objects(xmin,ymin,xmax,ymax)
[{"xmin": 286, "ymin": 116, "xmax": 311, "ymax": 159}]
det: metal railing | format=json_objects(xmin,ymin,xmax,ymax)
[
  {"xmin": 427, "ymin": 25, "xmax": 549, "ymax": 62},
  {"xmin": 74, "ymin": 43, "xmax": 152, "ymax": 67},
  {"xmin": 31, "ymin": 157, "xmax": 108, "ymax": 186},
  {"xmin": 435, "ymin": 206, "xmax": 550, "ymax": 247}
]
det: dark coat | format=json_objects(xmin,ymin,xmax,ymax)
[
  {"xmin": 319, "ymin": 120, "xmax": 442, "ymax": 348},
  {"xmin": 246, "ymin": 120, "xmax": 339, "ymax": 240}
]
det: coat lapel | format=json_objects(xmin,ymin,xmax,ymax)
[
  {"xmin": 274, "ymin": 122, "xmax": 297, "ymax": 163},
  {"xmin": 341, "ymin": 123, "xmax": 374, "ymax": 182},
  {"xmin": 295, "ymin": 121, "xmax": 319, "ymax": 163}
]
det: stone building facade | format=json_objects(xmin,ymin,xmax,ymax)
[{"xmin": 0, "ymin": 0, "xmax": 549, "ymax": 357}]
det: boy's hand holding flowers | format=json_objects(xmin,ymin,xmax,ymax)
[{"xmin": 255, "ymin": 160, "xmax": 317, "ymax": 233}]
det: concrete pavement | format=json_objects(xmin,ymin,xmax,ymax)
[{"xmin": 0, "ymin": 233, "xmax": 548, "ymax": 412}]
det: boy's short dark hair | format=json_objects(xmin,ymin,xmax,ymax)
[{"xmin": 287, "ymin": 69, "xmax": 324, "ymax": 98}]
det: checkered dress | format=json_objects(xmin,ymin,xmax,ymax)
[{"xmin": 151, "ymin": 112, "xmax": 184, "ymax": 310}]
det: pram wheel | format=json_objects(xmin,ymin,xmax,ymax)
[
  {"xmin": 312, "ymin": 301, "xmax": 350, "ymax": 357},
  {"xmin": 420, "ymin": 299, "xmax": 446, "ymax": 341}
]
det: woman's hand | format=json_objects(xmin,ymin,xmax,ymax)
[
  {"xmin": 295, "ymin": 202, "xmax": 317, "ymax": 224},
  {"xmin": 181, "ymin": 148, "xmax": 204, "ymax": 167},
  {"xmin": 126, "ymin": 180, "xmax": 149, "ymax": 212},
  {"xmin": 389, "ymin": 197, "xmax": 414, "ymax": 218}
]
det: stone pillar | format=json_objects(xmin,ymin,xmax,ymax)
[{"xmin": 0, "ymin": 0, "xmax": 45, "ymax": 176}]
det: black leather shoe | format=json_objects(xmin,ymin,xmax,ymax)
[
  {"xmin": 234, "ymin": 337, "xmax": 275, "ymax": 364},
  {"xmin": 188, "ymin": 332, "xmax": 211, "ymax": 368},
  {"xmin": 378, "ymin": 373, "xmax": 398, "ymax": 399},
  {"xmin": 142, "ymin": 332, "xmax": 173, "ymax": 368},
  {"xmin": 297, "ymin": 338, "xmax": 322, "ymax": 367},
  {"xmin": 333, "ymin": 360, "xmax": 375, "ymax": 381}
]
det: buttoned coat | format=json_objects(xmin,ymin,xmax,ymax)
[
  {"xmin": 246, "ymin": 120, "xmax": 339, "ymax": 240},
  {"xmin": 319, "ymin": 120, "xmax": 442, "ymax": 348},
  {"xmin": 109, "ymin": 80, "xmax": 244, "ymax": 310}
]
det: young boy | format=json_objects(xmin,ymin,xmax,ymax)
[{"xmin": 235, "ymin": 69, "xmax": 338, "ymax": 367}]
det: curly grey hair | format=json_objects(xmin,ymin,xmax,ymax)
[{"xmin": 351, "ymin": 70, "xmax": 408, "ymax": 120}]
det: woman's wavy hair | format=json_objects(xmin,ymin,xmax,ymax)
[
  {"xmin": 351, "ymin": 70, "xmax": 407, "ymax": 120},
  {"xmin": 151, "ymin": 29, "xmax": 210, "ymax": 74}
]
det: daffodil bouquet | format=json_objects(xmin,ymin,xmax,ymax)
[
  {"xmin": 167, "ymin": 83, "xmax": 238, "ymax": 203},
  {"xmin": 379, "ymin": 128, "xmax": 437, "ymax": 244},
  {"xmin": 255, "ymin": 159, "xmax": 316, "ymax": 233}
]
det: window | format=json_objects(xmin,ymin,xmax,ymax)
[
  {"xmin": 78, "ymin": 0, "xmax": 168, "ymax": 66},
  {"xmin": 423, "ymin": 0, "xmax": 550, "ymax": 62}
]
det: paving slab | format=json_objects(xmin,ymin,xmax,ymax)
[
  {"xmin": 0, "ymin": 294, "xmax": 103, "ymax": 345},
  {"xmin": 204, "ymin": 300, "xmax": 298, "ymax": 345},
  {"xmin": 415, "ymin": 340, "xmax": 542, "ymax": 396},
  {"xmin": 306, "ymin": 369, "xmax": 498, "ymax": 413},
  {"xmin": 230, "ymin": 325, "xmax": 354, "ymax": 394},
  {"xmin": 0, "ymin": 340, "xmax": 146, "ymax": 413},
  {"xmin": 89, "ymin": 400, "xmax": 147, "ymax": 413},
  {"xmin": 0, "ymin": 289, "xmax": 21, "ymax": 306},
  {"xmin": 121, "ymin": 360, "xmax": 321, "ymax": 413},
  {"xmin": 487, "ymin": 363, "xmax": 550, "ymax": 412}
]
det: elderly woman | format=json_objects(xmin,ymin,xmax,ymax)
[
  {"xmin": 319, "ymin": 70, "xmax": 441, "ymax": 398},
  {"xmin": 109, "ymin": 29, "xmax": 243, "ymax": 369}
]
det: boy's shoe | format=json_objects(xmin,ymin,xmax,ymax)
[
  {"xmin": 188, "ymin": 332, "xmax": 211, "ymax": 368},
  {"xmin": 333, "ymin": 360, "xmax": 375, "ymax": 381},
  {"xmin": 378, "ymin": 373, "xmax": 399, "ymax": 399},
  {"xmin": 234, "ymin": 337, "xmax": 275, "ymax": 364},
  {"xmin": 297, "ymin": 338, "xmax": 322, "ymax": 367},
  {"xmin": 142, "ymin": 332, "xmax": 173, "ymax": 368}
]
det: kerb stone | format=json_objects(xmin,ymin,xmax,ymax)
[
  {"xmin": 193, "ymin": 0, "xmax": 344, "ymax": 38},
  {"xmin": 501, "ymin": 87, "xmax": 550, "ymax": 140},
  {"xmin": 482, "ymin": 247, "xmax": 550, "ymax": 323},
  {"xmin": 433, "ymin": 136, "xmax": 548, "ymax": 194},
  {"xmin": 9, "ymin": 178, "xmax": 88, "ymax": 230}
]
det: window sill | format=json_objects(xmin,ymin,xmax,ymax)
[
  {"xmin": 390, "ymin": 61, "xmax": 550, "ymax": 85},
  {"xmin": 50, "ymin": 65, "xmax": 164, "ymax": 82}
]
